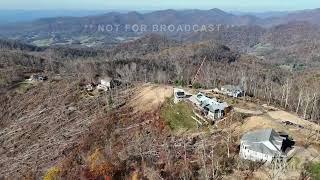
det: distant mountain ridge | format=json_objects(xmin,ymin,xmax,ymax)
[
  {"xmin": 0, "ymin": 8, "xmax": 259, "ymax": 35},
  {"xmin": 0, "ymin": 10, "xmax": 126, "ymax": 25},
  {"xmin": 263, "ymin": 8, "xmax": 320, "ymax": 27},
  {"xmin": 232, "ymin": 11, "xmax": 289, "ymax": 19},
  {"xmin": 1, "ymin": 8, "xmax": 320, "ymax": 48}
]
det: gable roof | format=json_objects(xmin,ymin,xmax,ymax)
[
  {"xmin": 196, "ymin": 93, "xmax": 228, "ymax": 112},
  {"xmin": 202, "ymin": 101, "xmax": 228, "ymax": 111},
  {"xmin": 195, "ymin": 93, "xmax": 208, "ymax": 102},
  {"xmin": 242, "ymin": 128, "xmax": 284, "ymax": 142},
  {"xmin": 242, "ymin": 129, "xmax": 274, "ymax": 142},
  {"xmin": 241, "ymin": 129, "xmax": 285, "ymax": 156},
  {"xmin": 100, "ymin": 76, "xmax": 112, "ymax": 82},
  {"xmin": 246, "ymin": 143, "xmax": 276, "ymax": 156}
]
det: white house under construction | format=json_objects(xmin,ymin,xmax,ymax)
[{"xmin": 239, "ymin": 128, "xmax": 287, "ymax": 164}]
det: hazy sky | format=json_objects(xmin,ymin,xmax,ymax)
[{"xmin": 1, "ymin": 0, "xmax": 320, "ymax": 11}]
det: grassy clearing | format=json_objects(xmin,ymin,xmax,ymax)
[
  {"xmin": 32, "ymin": 38, "xmax": 53, "ymax": 47},
  {"xmin": 307, "ymin": 162, "xmax": 320, "ymax": 180},
  {"xmin": 16, "ymin": 81, "xmax": 33, "ymax": 94},
  {"xmin": 252, "ymin": 43, "xmax": 274, "ymax": 56},
  {"xmin": 160, "ymin": 97, "xmax": 197, "ymax": 132},
  {"xmin": 288, "ymin": 157, "xmax": 302, "ymax": 170}
]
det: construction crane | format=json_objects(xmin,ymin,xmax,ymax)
[{"xmin": 189, "ymin": 56, "xmax": 206, "ymax": 87}]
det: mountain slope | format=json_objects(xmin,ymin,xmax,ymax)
[{"xmin": 264, "ymin": 8, "xmax": 320, "ymax": 27}]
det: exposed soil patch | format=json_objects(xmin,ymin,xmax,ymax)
[
  {"xmin": 267, "ymin": 110, "xmax": 320, "ymax": 131},
  {"xmin": 128, "ymin": 83, "xmax": 173, "ymax": 113}
]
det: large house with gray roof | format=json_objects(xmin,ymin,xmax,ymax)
[{"xmin": 240, "ymin": 129, "xmax": 287, "ymax": 164}]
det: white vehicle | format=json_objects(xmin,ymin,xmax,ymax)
[{"xmin": 174, "ymin": 88, "xmax": 186, "ymax": 103}]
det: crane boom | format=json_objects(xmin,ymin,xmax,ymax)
[{"xmin": 191, "ymin": 57, "xmax": 206, "ymax": 85}]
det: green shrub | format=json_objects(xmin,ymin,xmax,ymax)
[
  {"xmin": 192, "ymin": 82, "xmax": 203, "ymax": 89},
  {"xmin": 16, "ymin": 82, "xmax": 33, "ymax": 94},
  {"xmin": 306, "ymin": 162, "xmax": 320, "ymax": 180},
  {"xmin": 231, "ymin": 99, "xmax": 238, "ymax": 105},
  {"xmin": 174, "ymin": 79, "xmax": 188, "ymax": 87},
  {"xmin": 43, "ymin": 166, "xmax": 60, "ymax": 180},
  {"xmin": 108, "ymin": 94, "xmax": 113, "ymax": 106}
]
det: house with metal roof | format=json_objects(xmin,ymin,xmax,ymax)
[
  {"xmin": 195, "ymin": 93, "xmax": 229, "ymax": 120},
  {"xmin": 240, "ymin": 129, "xmax": 287, "ymax": 164},
  {"xmin": 195, "ymin": 93, "xmax": 209, "ymax": 103},
  {"xmin": 221, "ymin": 85, "xmax": 243, "ymax": 98}
]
